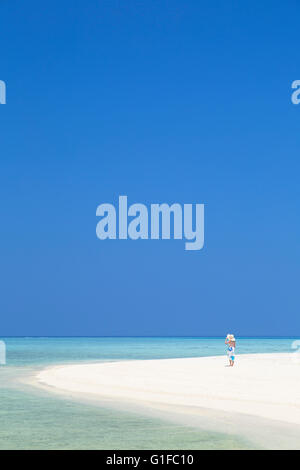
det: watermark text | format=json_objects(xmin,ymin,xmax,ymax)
[
  {"xmin": 291, "ymin": 80, "xmax": 300, "ymax": 105},
  {"xmin": 96, "ymin": 196, "xmax": 204, "ymax": 251},
  {"xmin": 0, "ymin": 80, "xmax": 6, "ymax": 104},
  {"xmin": 0, "ymin": 341, "xmax": 6, "ymax": 365}
]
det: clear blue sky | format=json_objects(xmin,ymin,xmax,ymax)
[{"xmin": 1, "ymin": 1, "xmax": 299, "ymax": 336}]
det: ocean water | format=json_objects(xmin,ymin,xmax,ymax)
[{"xmin": 0, "ymin": 337, "xmax": 296, "ymax": 450}]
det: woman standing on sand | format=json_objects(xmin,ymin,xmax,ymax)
[{"xmin": 225, "ymin": 334, "xmax": 236, "ymax": 367}]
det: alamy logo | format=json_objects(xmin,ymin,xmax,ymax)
[
  {"xmin": 0, "ymin": 80, "xmax": 6, "ymax": 104},
  {"xmin": 0, "ymin": 341, "xmax": 6, "ymax": 365},
  {"xmin": 291, "ymin": 80, "xmax": 300, "ymax": 105},
  {"xmin": 291, "ymin": 340, "xmax": 300, "ymax": 364},
  {"xmin": 96, "ymin": 196, "xmax": 204, "ymax": 251}
]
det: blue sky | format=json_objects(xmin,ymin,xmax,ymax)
[{"xmin": 0, "ymin": 1, "xmax": 299, "ymax": 336}]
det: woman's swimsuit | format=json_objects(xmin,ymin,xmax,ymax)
[{"xmin": 227, "ymin": 346, "xmax": 235, "ymax": 361}]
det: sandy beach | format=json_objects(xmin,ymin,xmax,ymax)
[{"xmin": 36, "ymin": 353, "xmax": 300, "ymax": 427}]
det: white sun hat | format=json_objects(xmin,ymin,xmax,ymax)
[{"xmin": 227, "ymin": 334, "xmax": 236, "ymax": 341}]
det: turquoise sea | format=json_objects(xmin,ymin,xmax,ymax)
[{"xmin": 0, "ymin": 337, "xmax": 296, "ymax": 450}]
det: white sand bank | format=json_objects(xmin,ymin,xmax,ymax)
[{"xmin": 36, "ymin": 353, "xmax": 300, "ymax": 426}]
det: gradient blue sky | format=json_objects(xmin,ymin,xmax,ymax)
[{"xmin": 1, "ymin": 1, "xmax": 299, "ymax": 336}]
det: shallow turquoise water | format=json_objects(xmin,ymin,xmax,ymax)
[
  {"xmin": 3, "ymin": 336, "xmax": 295, "ymax": 366},
  {"xmin": 0, "ymin": 337, "xmax": 296, "ymax": 449}
]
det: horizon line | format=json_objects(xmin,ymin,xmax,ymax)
[{"xmin": 1, "ymin": 335, "xmax": 299, "ymax": 339}]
